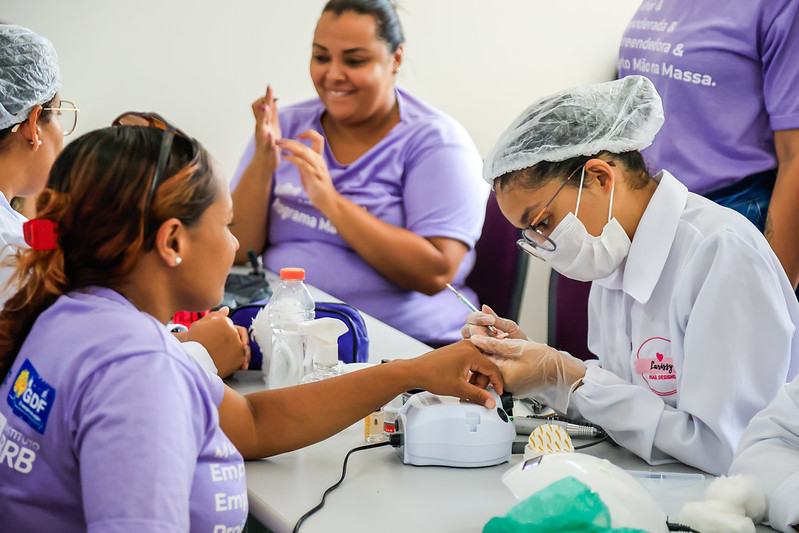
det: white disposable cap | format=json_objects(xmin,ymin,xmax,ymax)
[
  {"xmin": 0, "ymin": 24, "xmax": 61, "ymax": 130},
  {"xmin": 483, "ymin": 75, "xmax": 664, "ymax": 186}
]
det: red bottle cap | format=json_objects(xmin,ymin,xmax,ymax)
[{"xmin": 279, "ymin": 267, "xmax": 306, "ymax": 280}]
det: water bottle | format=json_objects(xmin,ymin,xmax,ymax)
[{"xmin": 265, "ymin": 267, "xmax": 315, "ymax": 389}]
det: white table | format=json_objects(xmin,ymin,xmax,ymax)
[
  {"xmin": 229, "ymin": 269, "xmax": 776, "ymax": 532},
  {"xmin": 226, "ymin": 370, "xmax": 776, "ymax": 533}
]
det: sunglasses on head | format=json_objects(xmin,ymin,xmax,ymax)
[{"xmin": 111, "ymin": 112, "xmax": 199, "ymax": 249}]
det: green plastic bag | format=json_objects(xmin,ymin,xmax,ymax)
[{"xmin": 484, "ymin": 476, "xmax": 649, "ymax": 533}]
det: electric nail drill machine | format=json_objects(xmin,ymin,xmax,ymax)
[{"xmin": 391, "ymin": 390, "xmax": 516, "ymax": 468}]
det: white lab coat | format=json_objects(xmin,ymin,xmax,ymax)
[
  {"xmin": 731, "ymin": 376, "xmax": 799, "ymax": 532},
  {"xmin": 0, "ymin": 190, "xmax": 27, "ymax": 306},
  {"xmin": 569, "ymin": 171, "xmax": 799, "ymax": 476}
]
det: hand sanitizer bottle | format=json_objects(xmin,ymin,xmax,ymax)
[{"xmin": 299, "ymin": 317, "xmax": 347, "ymax": 383}]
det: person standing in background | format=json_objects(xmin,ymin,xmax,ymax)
[
  {"xmin": 230, "ymin": 0, "xmax": 488, "ymax": 346},
  {"xmin": 618, "ymin": 0, "xmax": 799, "ymax": 288}
]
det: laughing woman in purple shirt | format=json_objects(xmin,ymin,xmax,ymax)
[
  {"xmin": 0, "ymin": 119, "xmax": 501, "ymax": 532},
  {"xmin": 231, "ymin": 0, "xmax": 488, "ymax": 346}
]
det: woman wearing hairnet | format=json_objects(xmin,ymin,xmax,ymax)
[
  {"xmin": 465, "ymin": 75, "xmax": 799, "ymax": 476},
  {"xmin": 0, "ymin": 24, "xmax": 76, "ymax": 299}
]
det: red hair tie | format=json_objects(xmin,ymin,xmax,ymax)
[{"xmin": 23, "ymin": 219, "xmax": 60, "ymax": 250}]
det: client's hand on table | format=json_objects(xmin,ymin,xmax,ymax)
[
  {"xmin": 469, "ymin": 335, "xmax": 586, "ymax": 413},
  {"xmin": 180, "ymin": 307, "xmax": 251, "ymax": 378},
  {"xmin": 410, "ymin": 340, "xmax": 504, "ymax": 409}
]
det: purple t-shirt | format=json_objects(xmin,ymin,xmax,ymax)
[
  {"xmin": 232, "ymin": 87, "xmax": 488, "ymax": 344},
  {"xmin": 618, "ymin": 0, "xmax": 799, "ymax": 194},
  {"xmin": 0, "ymin": 287, "xmax": 247, "ymax": 533}
]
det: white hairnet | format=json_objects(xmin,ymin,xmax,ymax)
[
  {"xmin": 0, "ymin": 24, "xmax": 60, "ymax": 130},
  {"xmin": 483, "ymin": 75, "xmax": 664, "ymax": 185}
]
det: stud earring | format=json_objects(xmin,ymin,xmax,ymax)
[
  {"xmin": 175, "ymin": 257, "xmax": 182, "ymax": 266},
  {"xmin": 30, "ymin": 140, "xmax": 42, "ymax": 146}
]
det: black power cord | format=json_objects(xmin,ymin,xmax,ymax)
[
  {"xmin": 666, "ymin": 523, "xmax": 701, "ymax": 532},
  {"xmin": 573, "ymin": 433, "xmax": 611, "ymax": 450},
  {"xmin": 511, "ymin": 432, "xmax": 611, "ymax": 454},
  {"xmin": 292, "ymin": 440, "xmax": 391, "ymax": 533}
]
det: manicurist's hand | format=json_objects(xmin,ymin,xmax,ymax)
[
  {"xmin": 470, "ymin": 335, "xmax": 585, "ymax": 413},
  {"xmin": 461, "ymin": 304, "xmax": 526, "ymax": 341}
]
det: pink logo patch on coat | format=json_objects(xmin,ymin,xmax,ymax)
[{"xmin": 635, "ymin": 337, "xmax": 676, "ymax": 396}]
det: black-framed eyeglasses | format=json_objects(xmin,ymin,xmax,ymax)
[
  {"xmin": 10, "ymin": 99, "xmax": 80, "ymax": 136},
  {"xmin": 111, "ymin": 111, "xmax": 199, "ymax": 249},
  {"xmin": 517, "ymin": 164, "xmax": 585, "ymax": 255},
  {"xmin": 516, "ymin": 160, "xmax": 617, "ymax": 258}
]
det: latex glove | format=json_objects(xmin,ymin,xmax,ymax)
[
  {"xmin": 470, "ymin": 335, "xmax": 586, "ymax": 413},
  {"xmin": 276, "ymin": 130, "xmax": 340, "ymax": 214},
  {"xmin": 410, "ymin": 340, "xmax": 504, "ymax": 409},
  {"xmin": 183, "ymin": 308, "xmax": 251, "ymax": 378},
  {"xmin": 461, "ymin": 304, "xmax": 527, "ymax": 341},
  {"xmin": 250, "ymin": 84, "xmax": 281, "ymax": 173}
]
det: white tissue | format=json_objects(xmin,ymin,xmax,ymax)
[
  {"xmin": 678, "ymin": 474, "xmax": 766, "ymax": 533},
  {"xmin": 679, "ymin": 500, "xmax": 755, "ymax": 533},
  {"xmin": 705, "ymin": 474, "xmax": 766, "ymax": 521},
  {"xmin": 249, "ymin": 306, "xmax": 272, "ymax": 355}
]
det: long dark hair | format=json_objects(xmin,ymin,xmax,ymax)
[{"xmin": 0, "ymin": 125, "xmax": 217, "ymax": 381}]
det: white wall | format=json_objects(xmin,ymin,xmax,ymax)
[{"xmin": 4, "ymin": 0, "xmax": 639, "ymax": 341}]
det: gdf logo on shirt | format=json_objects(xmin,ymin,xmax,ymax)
[{"xmin": 6, "ymin": 359, "xmax": 56, "ymax": 434}]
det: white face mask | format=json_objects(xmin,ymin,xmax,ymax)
[{"xmin": 534, "ymin": 166, "xmax": 631, "ymax": 281}]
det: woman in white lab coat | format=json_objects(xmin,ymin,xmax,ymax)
[
  {"xmin": 0, "ymin": 25, "xmax": 70, "ymax": 302},
  {"xmin": 730, "ymin": 375, "xmax": 799, "ymax": 531},
  {"xmin": 464, "ymin": 75, "xmax": 799, "ymax": 476}
]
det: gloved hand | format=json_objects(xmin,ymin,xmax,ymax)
[
  {"xmin": 470, "ymin": 335, "xmax": 586, "ymax": 413},
  {"xmin": 461, "ymin": 304, "xmax": 526, "ymax": 340}
]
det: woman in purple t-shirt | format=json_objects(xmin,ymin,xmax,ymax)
[
  {"xmin": 231, "ymin": 0, "xmax": 488, "ymax": 345},
  {"xmin": 0, "ymin": 118, "xmax": 502, "ymax": 532}
]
